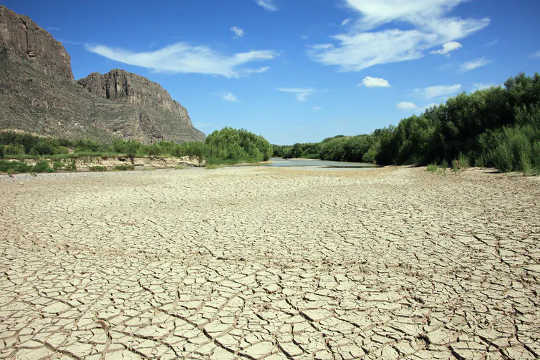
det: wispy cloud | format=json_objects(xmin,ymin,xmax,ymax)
[
  {"xmin": 244, "ymin": 66, "xmax": 270, "ymax": 74},
  {"xmin": 359, "ymin": 76, "xmax": 390, "ymax": 88},
  {"xmin": 222, "ymin": 92, "xmax": 239, "ymax": 102},
  {"xmin": 530, "ymin": 50, "xmax": 540, "ymax": 59},
  {"xmin": 431, "ymin": 41, "xmax": 462, "ymax": 55},
  {"xmin": 278, "ymin": 88, "xmax": 314, "ymax": 102},
  {"xmin": 397, "ymin": 101, "xmax": 418, "ymax": 110},
  {"xmin": 416, "ymin": 84, "xmax": 462, "ymax": 99},
  {"xmin": 310, "ymin": 0, "xmax": 489, "ymax": 71},
  {"xmin": 255, "ymin": 0, "xmax": 278, "ymax": 11},
  {"xmin": 230, "ymin": 26, "xmax": 244, "ymax": 38},
  {"xmin": 86, "ymin": 43, "xmax": 277, "ymax": 78},
  {"xmin": 313, "ymin": 106, "xmax": 322, "ymax": 111},
  {"xmin": 460, "ymin": 57, "xmax": 490, "ymax": 72},
  {"xmin": 341, "ymin": 18, "xmax": 351, "ymax": 26}
]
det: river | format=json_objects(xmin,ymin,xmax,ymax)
[{"xmin": 265, "ymin": 157, "xmax": 377, "ymax": 168}]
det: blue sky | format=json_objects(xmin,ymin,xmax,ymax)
[{"xmin": 4, "ymin": 0, "xmax": 540, "ymax": 144}]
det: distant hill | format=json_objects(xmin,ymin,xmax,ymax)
[{"xmin": 0, "ymin": 5, "xmax": 204, "ymax": 143}]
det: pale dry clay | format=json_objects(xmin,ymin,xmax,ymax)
[{"xmin": 0, "ymin": 166, "xmax": 538, "ymax": 359}]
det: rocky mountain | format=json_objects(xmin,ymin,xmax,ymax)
[{"xmin": 0, "ymin": 6, "xmax": 204, "ymax": 143}]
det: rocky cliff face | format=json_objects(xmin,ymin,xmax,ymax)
[
  {"xmin": 0, "ymin": 6, "xmax": 204, "ymax": 143},
  {"xmin": 77, "ymin": 70, "xmax": 202, "ymax": 141},
  {"xmin": 0, "ymin": 6, "xmax": 73, "ymax": 81}
]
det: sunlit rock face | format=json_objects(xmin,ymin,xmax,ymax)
[{"xmin": 0, "ymin": 5, "xmax": 204, "ymax": 143}]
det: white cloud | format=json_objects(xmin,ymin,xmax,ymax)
[
  {"xmin": 255, "ymin": 0, "xmax": 278, "ymax": 11},
  {"xmin": 244, "ymin": 66, "xmax": 270, "ymax": 74},
  {"xmin": 531, "ymin": 50, "xmax": 540, "ymax": 59},
  {"xmin": 310, "ymin": 0, "xmax": 489, "ymax": 71},
  {"xmin": 86, "ymin": 43, "xmax": 277, "ymax": 78},
  {"xmin": 460, "ymin": 57, "xmax": 490, "ymax": 72},
  {"xmin": 341, "ymin": 18, "xmax": 351, "ymax": 26},
  {"xmin": 359, "ymin": 76, "xmax": 390, "ymax": 88},
  {"xmin": 397, "ymin": 101, "xmax": 418, "ymax": 110},
  {"xmin": 344, "ymin": 0, "xmax": 467, "ymax": 29},
  {"xmin": 230, "ymin": 26, "xmax": 244, "ymax": 38},
  {"xmin": 278, "ymin": 88, "xmax": 315, "ymax": 102},
  {"xmin": 430, "ymin": 41, "xmax": 462, "ymax": 55},
  {"xmin": 222, "ymin": 92, "xmax": 239, "ymax": 102},
  {"xmin": 416, "ymin": 84, "xmax": 462, "ymax": 99},
  {"xmin": 313, "ymin": 106, "xmax": 322, "ymax": 111}
]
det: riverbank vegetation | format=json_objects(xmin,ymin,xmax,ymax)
[
  {"xmin": 274, "ymin": 73, "xmax": 539, "ymax": 174},
  {"xmin": 0, "ymin": 127, "xmax": 272, "ymax": 173}
]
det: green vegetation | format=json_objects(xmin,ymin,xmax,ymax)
[
  {"xmin": 0, "ymin": 160, "xmax": 53, "ymax": 174},
  {"xmin": 0, "ymin": 127, "xmax": 272, "ymax": 173},
  {"xmin": 114, "ymin": 164, "xmax": 135, "ymax": 171},
  {"xmin": 205, "ymin": 127, "xmax": 272, "ymax": 165},
  {"xmin": 274, "ymin": 73, "xmax": 540, "ymax": 174},
  {"xmin": 89, "ymin": 166, "xmax": 107, "ymax": 172}
]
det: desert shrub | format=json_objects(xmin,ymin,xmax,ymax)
[
  {"xmin": 68, "ymin": 160, "xmax": 77, "ymax": 171},
  {"xmin": 55, "ymin": 146, "xmax": 70, "ymax": 154},
  {"xmin": 89, "ymin": 166, "xmax": 107, "ymax": 172},
  {"xmin": 147, "ymin": 144, "xmax": 162, "ymax": 156},
  {"xmin": 520, "ymin": 151, "xmax": 532, "ymax": 174},
  {"xmin": 4, "ymin": 144, "xmax": 25, "ymax": 155},
  {"xmin": 491, "ymin": 142, "xmax": 514, "ymax": 172},
  {"xmin": 53, "ymin": 161, "xmax": 65, "ymax": 171},
  {"xmin": 112, "ymin": 140, "xmax": 140, "ymax": 157},
  {"xmin": 427, "ymin": 164, "xmax": 439, "ymax": 172},
  {"xmin": 30, "ymin": 141, "xmax": 55, "ymax": 155},
  {"xmin": 32, "ymin": 160, "xmax": 53, "ymax": 173},
  {"xmin": 75, "ymin": 139, "xmax": 106, "ymax": 153},
  {"xmin": 114, "ymin": 164, "xmax": 134, "ymax": 171},
  {"xmin": 452, "ymin": 153, "xmax": 469, "ymax": 171},
  {"xmin": 0, "ymin": 160, "xmax": 33, "ymax": 173}
]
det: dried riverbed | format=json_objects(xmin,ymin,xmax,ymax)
[{"xmin": 0, "ymin": 166, "xmax": 538, "ymax": 359}]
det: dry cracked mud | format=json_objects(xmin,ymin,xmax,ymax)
[{"xmin": 0, "ymin": 166, "xmax": 539, "ymax": 359}]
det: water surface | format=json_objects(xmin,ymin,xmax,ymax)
[{"xmin": 266, "ymin": 158, "xmax": 376, "ymax": 168}]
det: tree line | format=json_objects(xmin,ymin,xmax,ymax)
[
  {"xmin": 274, "ymin": 73, "xmax": 539, "ymax": 174},
  {"xmin": 0, "ymin": 127, "xmax": 273, "ymax": 172}
]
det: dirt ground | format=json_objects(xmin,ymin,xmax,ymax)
[{"xmin": 0, "ymin": 166, "xmax": 538, "ymax": 359}]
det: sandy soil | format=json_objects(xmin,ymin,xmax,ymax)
[{"xmin": 0, "ymin": 166, "xmax": 538, "ymax": 359}]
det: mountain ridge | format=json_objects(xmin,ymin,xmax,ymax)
[{"xmin": 0, "ymin": 5, "xmax": 204, "ymax": 143}]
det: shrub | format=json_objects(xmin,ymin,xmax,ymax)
[
  {"xmin": 114, "ymin": 164, "xmax": 135, "ymax": 171},
  {"xmin": 491, "ymin": 143, "xmax": 514, "ymax": 172},
  {"xmin": 68, "ymin": 160, "xmax": 77, "ymax": 171},
  {"xmin": 204, "ymin": 127, "xmax": 272, "ymax": 164},
  {"xmin": 4, "ymin": 144, "xmax": 25, "ymax": 155},
  {"xmin": 29, "ymin": 142, "xmax": 56, "ymax": 155},
  {"xmin": 519, "ymin": 151, "xmax": 532, "ymax": 174},
  {"xmin": 427, "ymin": 164, "xmax": 439, "ymax": 172},
  {"xmin": 452, "ymin": 153, "xmax": 469, "ymax": 171},
  {"xmin": 89, "ymin": 166, "xmax": 107, "ymax": 172},
  {"xmin": 0, "ymin": 160, "xmax": 33, "ymax": 173},
  {"xmin": 32, "ymin": 160, "xmax": 54, "ymax": 173},
  {"xmin": 53, "ymin": 161, "xmax": 64, "ymax": 171},
  {"xmin": 55, "ymin": 146, "xmax": 70, "ymax": 154}
]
